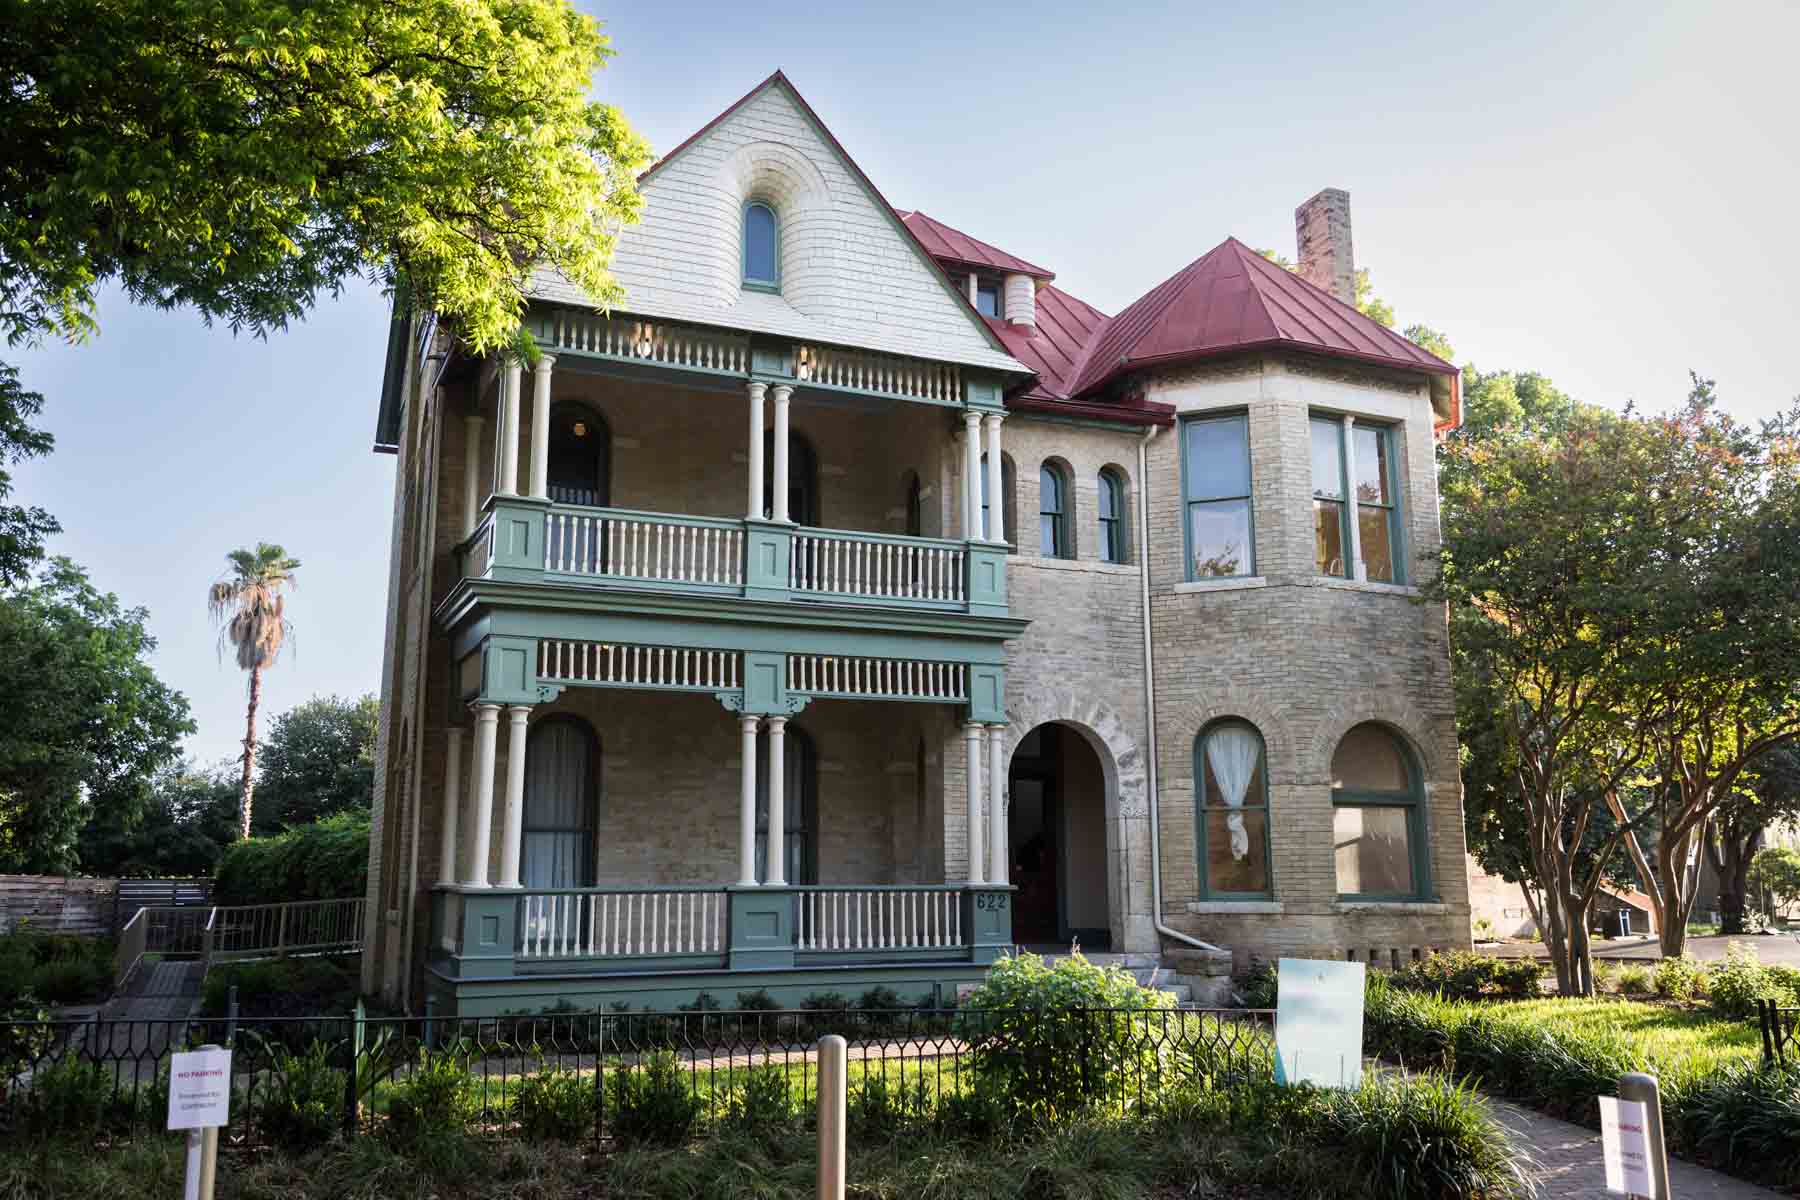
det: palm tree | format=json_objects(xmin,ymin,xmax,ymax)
[{"xmin": 208, "ymin": 543, "xmax": 300, "ymax": 838}]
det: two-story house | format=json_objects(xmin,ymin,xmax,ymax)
[{"xmin": 363, "ymin": 71, "xmax": 1470, "ymax": 1016}]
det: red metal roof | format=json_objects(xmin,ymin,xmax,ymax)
[
  {"xmin": 1070, "ymin": 238, "xmax": 1457, "ymax": 396},
  {"xmin": 900, "ymin": 211, "xmax": 1054, "ymax": 280}
]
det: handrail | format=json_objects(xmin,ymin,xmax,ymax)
[{"xmin": 544, "ymin": 503, "xmax": 744, "ymax": 530}]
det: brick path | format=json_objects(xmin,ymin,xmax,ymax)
[{"xmin": 1484, "ymin": 1094, "xmax": 1786, "ymax": 1199}]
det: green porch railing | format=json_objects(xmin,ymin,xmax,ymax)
[
  {"xmin": 430, "ymin": 882, "xmax": 1013, "ymax": 980},
  {"xmin": 458, "ymin": 497, "xmax": 1010, "ymax": 617}
]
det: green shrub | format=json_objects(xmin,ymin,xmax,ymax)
[
  {"xmin": 20, "ymin": 1057, "xmax": 124, "ymax": 1135},
  {"xmin": 384, "ymin": 1051, "xmax": 481, "ymax": 1144},
  {"xmin": 252, "ymin": 1040, "xmax": 345, "ymax": 1152},
  {"xmin": 513, "ymin": 1067, "xmax": 596, "ymax": 1141},
  {"xmin": 1617, "ymin": 964, "xmax": 1653, "ymax": 995},
  {"xmin": 1653, "ymin": 955, "xmax": 1704, "ymax": 1000},
  {"xmin": 1706, "ymin": 942, "xmax": 1784, "ymax": 1019},
  {"xmin": 1389, "ymin": 951, "xmax": 1541, "ymax": 1000},
  {"xmin": 201, "ymin": 956, "xmax": 360, "ymax": 1020},
  {"xmin": 962, "ymin": 950, "xmax": 1174, "ymax": 1119},
  {"xmin": 734, "ymin": 989, "xmax": 779, "ymax": 1012},
  {"xmin": 721, "ymin": 1064, "xmax": 794, "ymax": 1143},
  {"xmin": 847, "ymin": 1074, "xmax": 930, "ymax": 1142},
  {"xmin": 1592, "ymin": 962, "xmax": 1620, "ymax": 994},
  {"xmin": 0, "ymin": 995, "xmax": 51, "ymax": 1073},
  {"xmin": 30, "ymin": 956, "xmax": 113, "ymax": 1005},
  {"xmin": 1673, "ymin": 1061, "xmax": 1800, "ymax": 1192},
  {"xmin": 935, "ymin": 1081, "xmax": 1013, "ymax": 1143},
  {"xmin": 677, "ymin": 991, "xmax": 720, "ymax": 1013},
  {"xmin": 1766, "ymin": 964, "xmax": 1800, "ymax": 1003},
  {"xmin": 1308, "ymin": 1073, "xmax": 1534, "ymax": 1199},
  {"xmin": 800, "ymin": 991, "xmax": 850, "ymax": 1012},
  {"xmin": 604, "ymin": 1050, "xmax": 700, "ymax": 1146},
  {"xmin": 214, "ymin": 811, "xmax": 369, "ymax": 905},
  {"xmin": 1238, "ymin": 960, "xmax": 1279, "ymax": 1009}
]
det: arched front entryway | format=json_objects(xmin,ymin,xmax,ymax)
[{"xmin": 1008, "ymin": 722, "xmax": 1112, "ymax": 949}]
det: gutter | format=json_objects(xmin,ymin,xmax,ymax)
[{"xmin": 1136, "ymin": 424, "xmax": 1228, "ymax": 957}]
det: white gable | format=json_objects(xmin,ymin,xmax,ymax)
[{"xmin": 531, "ymin": 81, "xmax": 1023, "ymax": 375}]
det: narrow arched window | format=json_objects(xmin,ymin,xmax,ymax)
[
  {"xmin": 1098, "ymin": 469, "xmax": 1127, "ymax": 563},
  {"xmin": 1196, "ymin": 721, "xmax": 1271, "ymax": 898},
  {"xmin": 903, "ymin": 471, "xmax": 922, "ymax": 538},
  {"xmin": 1331, "ymin": 723, "xmax": 1428, "ymax": 898},
  {"xmin": 522, "ymin": 717, "xmax": 600, "ymax": 890},
  {"xmin": 547, "ymin": 404, "xmax": 610, "ymax": 508},
  {"xmin": 756, "ymin": 726, "xmax": 818, "ymax": 884},
  {"xmin": 743, "ymin": 201, "xmax": 778, "ymax": 289},
  {"xmin": 1039, "ymin": 464, "xmax": 1070, "ymax": 558}
]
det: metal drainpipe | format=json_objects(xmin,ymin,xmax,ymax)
[{"xmin": 1137, "ymin": 423, "xmax": 1228, "ymax": 956}]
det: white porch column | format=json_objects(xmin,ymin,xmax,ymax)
[
  {"xmin": 765, "ymin": 716, "xmax": 788, "ymax": 885},
  {"xmin": 746, "ymin": 381, "xmax": 768, "ymax": 519},
  {"xmin": 437, "ymin": 726, "xmax": 465, "ymax": 884},
  {"xmin": 738, "ymin": 716, "xmax": 761, "ymax": 886},
  {"xmin": 962, "ymin": 411, "xmax": 983, "ymax": 540},
  {"xmin": 497, "ymin": 705, "xmax": 531, "ymax": 888},
  {"xmin": 987, "ymin": 724, "xmax": 1008, "ymax": 884},
  {"xmin": 1341, "ymin": 413, "xmax": 1366, "ymax": 581},
  {"xmin": 983, "ymin": 413, "xmax": 1006, "ymax": 544},
  {"xmin": 462, "ymin": 414, "xmax": 485, "ymax": 537},
  {"xmin": 464, "ymin": 704, "xmax": 500, "ymax": 887},
  {"xmin": 964, "ymin": 722, "xmax": 985, "ymax": 884},
  {"xmin": 771, "ymin": 384, "xmax": 793, "ymax": 522},
  {"xmin": 498, "ymin": 361, "xmax": 522, "ymax": 496},
  {"xmin": 528, "ymin": 354, "xmax": 556, "ymax": 500}
]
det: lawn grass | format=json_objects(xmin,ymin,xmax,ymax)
[{"xmin": 1472, "ymin": 997, "xmax": 1763, "ymax": 1075}]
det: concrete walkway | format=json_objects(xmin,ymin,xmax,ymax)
[
  {"xmin": 84, "ymin": 959, "xmax": 206, "ymax": 1065},
  {"xmin": 1480, "ymin": 932, "xmax": 1800, "ymax": 966},
  {"xmin": 1484, "ymin": 1094, "xmax": 1786, "ymax": 1199}
]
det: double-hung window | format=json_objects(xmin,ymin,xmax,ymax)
[
  {"xmin": 1097, "ymin": 469, "xmax": 1127, "ymax": 564},
  {"xmin": 1038, "ymin": 464, "xmax": 1070, "ymax": 558},
  {"xmin": 1181, "ymin": 415, "xmax": 1254, "ymax": 578},
  {"xmin": 1331, "ymin": 723, "xmax": 1429, "ymax": 899},
  {"xmin": 1310, "ymin": 416, "xmax": 1402, "ymax": 584}
]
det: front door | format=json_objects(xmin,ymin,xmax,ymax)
[{"xmin": 1008, "ymin": 775, "xmax": 1059, "ymax": 945}]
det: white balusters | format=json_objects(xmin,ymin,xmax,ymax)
[
  {"xmin": 789, "ymin": 531, "xmax": 964, "ymax": 604},
  {"xmin": 545, "ymin": 509, "xmax": 743, "ymax": 586},
  {"xmin": 518, "ymin": 889, "xmax": 729, "ymax": 961}
]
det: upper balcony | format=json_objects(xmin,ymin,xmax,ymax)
[
  {"xmin": 458, "ymin": 498, "xmax": 1008, "ymax": 618},
  {"xmin": 435, "ymin": 304, "xmax": 1023, "ymax": 634}
]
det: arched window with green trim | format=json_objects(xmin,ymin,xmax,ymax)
[
  {"xmin": 1195, "ymin": 720, "xmax": 1271, "ymax": 898},
  {"xmin": 1331, "ymin": 723, "xmax": 1429, "ymax": 898}
]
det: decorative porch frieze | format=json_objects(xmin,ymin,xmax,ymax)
[
  {"xmin": 537, "ymin": 638, "xmax": 742, "ymax": 692},
  {"xmin": 787, "ymin": 653, "xmax": 968, "ymax": 702}
]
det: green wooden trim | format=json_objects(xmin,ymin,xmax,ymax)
[
  {"xmin": 549, "ymin": 502, "xmax": 744, "ymax": 531},
  {"xmin": 478, "ymin": 635, "xmax": 544, "ymax": 705},
  {"xmin": 1178, "ymin": 412, "xmax": 1257, "ymax": 581},
  {"xmin": 437, "ymin": 583, "xmax": 1025, "ymax": 658},
  {"xmin": 966, "ymin": 665, "xmax": 1006, "ymax": 724},
  {"xmin": 967, "ymin": 543, "xmax": 1009, "ymax": 617},
  {"xmin": 1193, "ymin": 722, "xmax": 1274, "ymax": 901}
]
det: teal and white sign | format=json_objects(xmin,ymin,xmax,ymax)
[{"xmin": 1273, "ymin": 957, "xmax": 1365, "ymax": 1088}]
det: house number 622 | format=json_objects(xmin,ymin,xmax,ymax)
[{"xmin": 975, "ymin": 894, "xmax": 1009, "ymax": 912}]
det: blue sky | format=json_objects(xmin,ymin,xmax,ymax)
[{"xmin": 10, "ymin": 0, "xmax": 1797, "ymax": 767}]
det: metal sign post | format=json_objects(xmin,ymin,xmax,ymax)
[
  {"xmin": 816, "ymin": 1034, "xmax": 846, "ymax": 1200},
  {"xmin": 169, "ymin": 1044, "xmax": 231, "ymax": 1200}
]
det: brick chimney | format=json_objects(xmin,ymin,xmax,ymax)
[{"xmin": 1295, "ymin": 188, "xmax": 1354, "ymax": 306}]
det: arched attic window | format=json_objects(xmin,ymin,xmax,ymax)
[{"xmin": 743, "ymin": 201, "xmax": 779, "ymax": 290}]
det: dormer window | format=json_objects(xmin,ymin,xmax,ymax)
[
  {"xmin": 974, "ymin": 277, "xmax": 1000, "ymax": 318},
  {"xmin": 743, "ymin": 201, "xmax": 779, "ymax": 290}
]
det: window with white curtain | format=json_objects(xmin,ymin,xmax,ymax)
[
  {"xmin": 521, "ymin": 717, "xmax": 599, "ymax": 889},
  {"xmin": 1195, "ymin": 720, "xmax": 1271, "ymax": 898}
]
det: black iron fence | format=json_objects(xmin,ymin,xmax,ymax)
[
  {"xmin": 1759, "ymin": 999, "xmax": 1798, "ymax": 1065},
  {"xmin": 0, "ymin": 1006, "xmax": 1275, "ymax": 1146}
]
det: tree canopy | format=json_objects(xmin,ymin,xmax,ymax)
[
  {"xmin": 0, "ymin": 363, "xmax": 56, "ymax": 587},
  {"xmin": 1, "ymin": 0, "xmax": 649, "ymax": 353},
  {"xmin": 0, "ymin": 558, "xmax": 192, "ymax": 873},
  {"xmin": 252, "ymin": 693, "xmax": 378, "ymax": 832},
  {"xmin": 77, "ymin": 758, "xmax": 240, "ymax": 877}
]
